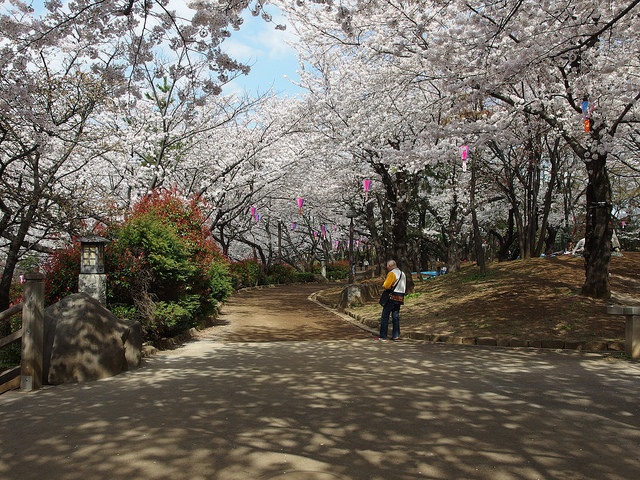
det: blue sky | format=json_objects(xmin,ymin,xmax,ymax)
[
  {"xmin": 222, "ymin": 9, "xmax": 303, "ymax": 97},
  {"xmin": 23, "ymin": 1, "xmax": 302, "ymax": 98}
]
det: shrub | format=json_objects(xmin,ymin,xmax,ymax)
[
  {"xmin": 108, "ymin": 215, "xmax": 196, "ymax": 301},
  {"xmin": 296, "ymin": 272, "xmax": 316, "ymax": 283},
  {"xmin": 152, "ymin": 296, "xmax": 201, "ymax": 337},
  {"xmin": 0, "ymin": 278, "xmax": 24, "ymax": 367},
  {"xmin": 43, "ymin": 188, "xmax": 233, "ymax": 343},
  {"xmin": 43, "ymin": 246, "xmax": 80, "ymax": 305},
  {"xmin": 228, "ymin": 259, "xmax": 264, "ymax": 289},
  {"xmin": 105, "ymin": 190, "xmax": 232, "ymax": 340},
  {"xmin": 0, "ymin": 340, "xmax": 21, "ymax": 369},
  {"xmin": 326, "ymin": 260, "xmax": 349, "ymax": 280},
  {"xmin": 0, "ymin": 311, "xmax": 21, "ymax": 369},
  {"xmin": 266, "ymin": 263, "xmax": 298, "ymax": 284},
  {"xmin": 204, "ymin": 261, "xmax": 234, "ymax": 310}
]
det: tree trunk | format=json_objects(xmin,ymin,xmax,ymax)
[
  {"xmin": 378, "ymin": 193, "xmax": 393, "ymax": 264},
  {"xmin": 581, "ymin": 154, "xmax": 611, "ymax": 298},
  {"xmin": 212, "ymin": 224, "xmax": 231, "ymax": 257},
  {"xmin": 469, "ymin": 156, "xmax": 486, "ymax": 273},
  {"xmin": 365, "ymin": 198, "xmax": 383, "ymax": 272},
  {"xmin": 514, "ymin": 206, "xmax": 526, "ymax": 259},
  {"xmin": 444, "ymin": 191, "xmax": 461, "ymax": 273},
  {"xmin": 534, "ymin": 141, "xmax": 559, "ymax": 256},
  {"xmin": 372, "ymin": 159, "xmax": 415, "ymax": 292},
  {"xmin": 0, "ymin": 204, "xmax": 38, "ymax": 312},
  {"xmin": 391, "ymin": 183, "xmax": 414, "ymax": 293}
]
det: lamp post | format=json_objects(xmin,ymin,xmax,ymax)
[{"xmin": 346, "ymin": 207, "xmax": 358, "ymax": 284}]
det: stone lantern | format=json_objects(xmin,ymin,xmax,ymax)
[{"xmin": 78, "ymin": 236, "xmax": 109, "ymax": 305}]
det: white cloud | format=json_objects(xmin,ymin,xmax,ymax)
[
  {"xmin": 223, "ymin": 38, "xmax": 261, "ymax": 63},
  {"xmin": 224, "ymin": 10, "xmax": 298, "ymax": 62},
  {"xmin": 256, "ymin": 23, "xmax": 298, "ymax": 60}
]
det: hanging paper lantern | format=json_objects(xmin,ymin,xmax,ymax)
[
  {"xmin": 292, "ymin": 222, "xmax": 297, "ymax": 231},
  {"xmin": 250, "ymin": 206, "xmax": 256, "ymax": 217},
  {"xmin": 313, "ymin": 231, "xmax": 318, "ymax": 239},
  {"xmin": 460, "ymin": 145, "xmax": 469, "ymax": 172},
  {"xmin": 321, "ymin": 225, "xmax": 327, "ymax": 238},
  {"xmin": 256, "ymin": 213, "xmax": 261, "ymax": 223},
  {"xmin": 582, "ymin": 99, "xmax": 595, "ymax": 132},
  {"xmin": 363, "ymin": 179, "xmax": 371, "ymax": 201},
  {"xmin": 297, "ymin": 197, "xmax": 304, "ymax": 214}
]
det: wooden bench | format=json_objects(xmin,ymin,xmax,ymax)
[{"xmin": 606, "ymin": 305, "xmax": 640, "ymax": 359}]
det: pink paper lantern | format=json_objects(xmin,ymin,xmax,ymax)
[
  {"xmin": 460, "ymin": 145, "xmax": 469, "ymax": 172},
  {"xmin": 363, "ymin": 179, "xmax": 372, "ymax": 201}
]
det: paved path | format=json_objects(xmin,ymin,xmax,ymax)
[{"xmin": 1, "ymin": 284, "xmax": 640, "ymax": 480}]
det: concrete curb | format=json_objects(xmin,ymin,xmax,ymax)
[
  {"xmin": 308, "ymin": 292, "xmax": 378, "ymax": 336},
  {"xmin": 313, "ymin": 293, "xmax": 626, "ymax": 355}
]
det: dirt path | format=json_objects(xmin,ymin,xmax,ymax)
[{"xmin": 199, "ymin": 283, "xmax": 374, "ymax": 342}]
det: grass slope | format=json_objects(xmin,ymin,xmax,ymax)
[{"xmin": 326, "ymin": 252, "xmax": 640, "ymax": 343}]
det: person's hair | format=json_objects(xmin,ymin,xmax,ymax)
[{"xmin": 387, "ymin": 259, "xmax": 397, "ymax": 268}]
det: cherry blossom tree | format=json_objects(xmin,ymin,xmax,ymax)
[
  {"xmin": 460, "ymin": 0, "xmax": 640, "ymax": 298},
  {"xmin": 280, "ymin": 0, "xmax": 640, "ymax": 298},
  {"xmin": 0, "ymin": 55, "xmax": 112, "ymax": 311},
  {"xmin": 280, "ymin": 0, "xmax": 481, "ymax": 283},
  {"xmin": 2, "ymin": 0, "xmax": 638, "ymax": 309},
  {"xmin": 0, "ymin": 0, "xmax": 276, "ymax": 309},
  {"xmin": 286, "ymin": 65, "xmax": 442, "ymax": 278}
]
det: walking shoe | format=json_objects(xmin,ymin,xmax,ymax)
[
  {"xmin": 374, "ymin": 337, "xmax": 388, "ymax": 341},
  {"xmin": 391, "ymin": 337, "xmax": 400, "ymax": 341}
]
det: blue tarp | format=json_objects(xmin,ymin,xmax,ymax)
[{"xmin": 412, "ymin": 271, "xmax": 438, "ymax": 279}]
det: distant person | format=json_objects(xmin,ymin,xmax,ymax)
[
  {"xmin": 572, "ymin": 238, "xmax": 585, "ymax": 255},
  {"xmin": 377, "ymin": 259, "xmax": 406, "ymax": 341},
  {"xmin": 572, "ymin": 233, "xmax": 620, "ymax": 255},
  {"xmin": 564, "ymin": 241, "xmax": 574, "ymax": 254},
  {"xmin": 612, "ymin": 230, "xmax": 621, "ymax": 252}
]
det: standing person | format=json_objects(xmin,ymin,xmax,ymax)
[{"xmin": 377, "ymin": 259, "xmax": 406, "ymax": 341}]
